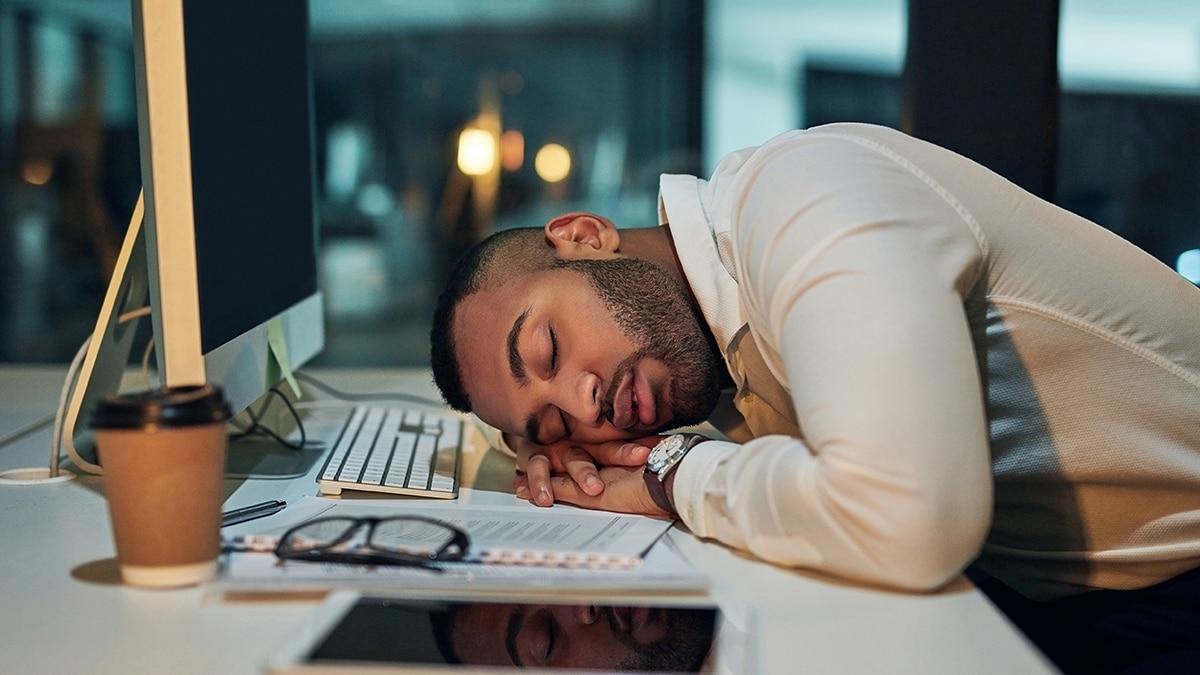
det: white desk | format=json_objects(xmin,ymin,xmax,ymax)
[{"xmin": 0, "ymin": 365, "xmax": 1055, "ymax": 674}]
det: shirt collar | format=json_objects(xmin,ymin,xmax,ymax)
[{"xmin": 657, "ymin": 173, "xmax": 744, "ymax": 351}]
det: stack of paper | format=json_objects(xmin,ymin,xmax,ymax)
[{"xmin": 216, "ymin": 495, "xmax": 710, "ymax": 596}]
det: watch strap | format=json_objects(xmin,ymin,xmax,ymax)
[
  {"xmin": 644, "ymin": 470, "xmax": 675, "ymax": 515},
  {"xmin": 643, "ymin": 433, "xmax": 707, "ymax": 516}
]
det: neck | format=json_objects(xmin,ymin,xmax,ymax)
[
  {"xmin": 618, "ymin": 225, "xmax": 686, "ymax": 283},
  {"xmin": 625, "ymin": 224, "xmax": 731, "ymax": 389},
  {"xmin": 619, "ymin": 223, "xmax": 715, "ymax": 336}
]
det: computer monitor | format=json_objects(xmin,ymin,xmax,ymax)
[{"xmin": 60, "ymin": 0, "xmax": 324, "ymax": 473}]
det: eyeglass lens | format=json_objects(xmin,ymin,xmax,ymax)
[
  {"xmin": 371, "ymin": 518, "xmax": 461, "ymax": 555},
  {"xmin": 280, "ymin": 517, "xmax": 464, "ymax": 559}
]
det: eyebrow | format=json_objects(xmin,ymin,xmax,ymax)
[
  {"xmin": 505, "ymin": 608, "xmax": 525, "ymax": 667},
  {"xmin": 507, "ymin": 308, "xmax": 531, "ymax": 385}
]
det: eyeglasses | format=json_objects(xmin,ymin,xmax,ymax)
[{"xmin": 274, "ymin": 515, "xmax": 469, "ymax": 569}]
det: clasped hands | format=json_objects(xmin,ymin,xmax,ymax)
[{"xmin": 508, "ymin": 434, "xmax": 670, "ymax": 517}]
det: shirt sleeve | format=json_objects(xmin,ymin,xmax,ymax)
[
  {"xmin": 673, "ymin": 129, "xmax": 995, "ymax": 591},
  {"xmin": 469, "ymin": 414, "xmax": 516, "ymax": 457}
]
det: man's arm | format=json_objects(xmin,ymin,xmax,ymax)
[{"xmin": 663, "ymin": 126, "xmax": 995, "ymax": 592}]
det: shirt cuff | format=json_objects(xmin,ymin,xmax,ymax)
[
  {"xmin": 672, "ymin": 439, "xmax": 739, "ymax": 536},
  {"xmin": 469, "ymin": 415, "xmax": 516, "ymax": 457}
]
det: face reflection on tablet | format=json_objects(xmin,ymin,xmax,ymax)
[{"xmin": 433, "ymin": 602, "xmax": 715, "ymax": 671}]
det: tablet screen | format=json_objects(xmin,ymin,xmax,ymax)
[{"xmin": 304, "ymin": 595, "xmax": 721, "ymax": 672}]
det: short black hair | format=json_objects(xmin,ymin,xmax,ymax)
[
  {"xmin": 430, "ymin": 227, "xmax": 554, "ymax": 412},
  {"xmin": 428, "ymin": 606, "xmax": 461, "ymax": 664}
]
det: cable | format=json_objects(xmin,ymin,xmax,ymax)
[
  {"xmin": 293, "ymin": 370, "xmax": 445, "ymax": 407},
  {"xmin": 228, "ymin": 371, "xmax": 446, "ymax": 453},
  {"xmin": 226, "ymin": 370, "xmax": 449, "ymax": 454},
  {"xmin": 50, "ymin": 338, "xmax": 91, "ymax": 475},
  {"xmin": 227, "ymin": 386, "xmax": 310, "ymax": 451},
  {"xmin": 52, "ymin": 306, "xmax": 153, "ymax": 475},
  {"xmin": 138, "ymin": 336, "xmax": 156, "ymax": 390}
]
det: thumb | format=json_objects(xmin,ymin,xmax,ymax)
[{"xmin": 612, "ymin": 441, "xmax": 652, "ymax": 465}]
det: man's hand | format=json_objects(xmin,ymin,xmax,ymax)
[
  {"xmin": 508, "ymin": 435, "xmax": 655, "ymax": 506},
  {"xmin": 542, "ymin": 464, "xmax": 672, "ymax": 518}
]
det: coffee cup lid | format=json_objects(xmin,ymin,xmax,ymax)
[{"xmin": 90, "ymin": 384, "xmax": 232, "ymax": 429}]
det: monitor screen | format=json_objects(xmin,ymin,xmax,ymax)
[
  {"xmin": 61, "ymin": 0, "xmax": 324, "ymax": 473},
  {"xmin": 182, "ymin": 0, "xmax": 318, "ymax": 355}
]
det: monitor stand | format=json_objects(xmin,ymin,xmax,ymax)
[{"xmin": 59, "ymin": 192, "xmax": 152, "ymax": 475}]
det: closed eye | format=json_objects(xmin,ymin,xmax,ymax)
[
  {"xmin": 525, "ymin": 407, "xmax": 569, "ymax": 446},
  {"xmin": 544, "ymin": 612, "xmax": 558, "ymax": 664},
  {"xmin": 535, "ymin": 609, "xmax": 557, "ymax": 665}
]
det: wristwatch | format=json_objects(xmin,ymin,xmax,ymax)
[{"xmin": 643, "ymin": 433, "xmax": 707, "ymax": 516}]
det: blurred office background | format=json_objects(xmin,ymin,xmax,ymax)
[{"xmin": 1, "ymin": 0, "xmax": 1198, "ymax": 369}]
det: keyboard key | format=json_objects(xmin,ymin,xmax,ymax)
[{"xmin": 317, "ymin": 405, "xmax": 463, "ymax": 499}]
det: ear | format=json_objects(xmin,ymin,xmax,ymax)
[{"xmin": 543, "ymin": 212, "xmax": 621, "ymax": 260}]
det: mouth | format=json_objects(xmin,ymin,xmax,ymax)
[{"xmin": 610, "ymin": 365, "xmax": 658, "ymax": 431}]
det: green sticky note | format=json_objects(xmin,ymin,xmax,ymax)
[{"xmin": 267, "ymin": 317, "xmax": 301, "ymax": 398}]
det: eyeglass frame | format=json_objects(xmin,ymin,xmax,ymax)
[{"xmin": 274, "ymin": 515, "xmax": 470, "ymax": 569}]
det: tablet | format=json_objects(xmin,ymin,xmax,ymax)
[{"xmin": 265, "ymin": 590, "xmax": 752, "ymax": 673}]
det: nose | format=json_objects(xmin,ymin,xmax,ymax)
[
  {"xmin": 555, "ymin": 371, "xmax": 602, "ymax": 429},
  {"xmin": 571, "ymin": 604, "xmax": 599, "ymax": 624}
]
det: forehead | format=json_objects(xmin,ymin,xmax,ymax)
[
  {"xmin": 455, "ymin": 268, "xmax": 556, "ymax": 339},
  {"xmin": 453, "ymin": 276, "xmax": 530, "ymax": 363},
  {"xmin": 450, "ymin": 602, "xmax": 512, "ymax": 666},
  {"xmin": 451, "ymin": 269, "xmax": 577, "ymax": 423}
]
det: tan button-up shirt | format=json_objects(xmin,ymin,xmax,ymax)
[{"xmin": 663, "ymin": 123, "xmax": 1200, "ymax": 599}]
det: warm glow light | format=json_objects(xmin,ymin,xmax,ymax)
[
  {"xmin": 535, "ymin": 143, "xmax": 571, "ymax": 183},
  {"xmin": 457, "ymin": 127, "xmax": 496, "ymax": 176},
  {"xmin": 22, "ymin": 159, "xmax": 53, "ymax": 185},
  {"xmin": 501, "ymin": 129, "xmax": 525, "ymax": 172}
]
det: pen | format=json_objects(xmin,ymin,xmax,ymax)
[
  {"xmin": 221, "ymin": 499, "xmax": 287, "ymax": 527},
  {"xmin": 223, "ymin": 533, "xmax": 281, "ymax": 553}
]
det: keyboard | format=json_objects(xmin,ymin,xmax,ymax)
[{"xmin": 316, "ymin": 405, "xmax": 463, "ymax": 499}]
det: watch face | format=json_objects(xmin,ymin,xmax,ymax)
[{"xmin": 647, "ymin": 435, "xmax": 684, "ymax": 473}]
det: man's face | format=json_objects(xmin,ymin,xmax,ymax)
[
  {"xmin": 448, "ymin": 602, "xmax": 715, "ymax": 670},
  {"xmin": 453, "ymin": 258, "xmax": 721, "ymax": 446}
]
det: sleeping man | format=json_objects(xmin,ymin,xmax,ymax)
[{"xmin": 430, "ymin": 123, "xmax": 1200, "ymax": 673}]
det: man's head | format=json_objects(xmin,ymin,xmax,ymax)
[
  {"xmin": 430, "ymin": 213, "xmax": 723, "ymax": 445},
  {"xmin": 431, "ymin": 601, "xmax": 716, "ymax": 671}
]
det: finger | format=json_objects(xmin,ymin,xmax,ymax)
[
  {"xmin": 608, "ymin": 442, "xmax": 653, "ymax": 466},
  {"xmin": 512, "ymin": 472, "xmax": 529, "ymax": 493},
  {"xmin": 514, "ymin": 482, "xmax": 532, "ymax": 502},
  {"xmin": 562, "ymin": 449, "xmax": 605, "ymax": 496},
  {"xmin": 513, "ymin": 472, "xmax": 539, "ymax": 504},
  {"xmin": 576, "ymin": 441, "xmax": 652, "ymax": 467},
  {"xmin": 553, "ymin": 442, "xmax": 646, "ymax": 467},
  {"xmin": 525, "ymin": 454, "xmax": 555, "ymax": 507},
  {"xmin": 513, "ymin": 445, "xmax": 533, "ymax": 472}
]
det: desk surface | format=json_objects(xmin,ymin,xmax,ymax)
[{"xmin": 0, "ymin": 365, "xmax": 1054, "ymax": 674}]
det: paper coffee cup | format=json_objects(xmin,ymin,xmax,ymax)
[{"xmin": 91, "ymin": 384, "xmax": 231, "ymax": 588}]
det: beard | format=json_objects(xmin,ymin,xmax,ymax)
[
  {"xmin": 556, "ymin": 258, "xmax": 723, "ymax": 432},
  {"xmin": 605, "ymin": 605, "xmax": 717, "ymax": 672}
]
